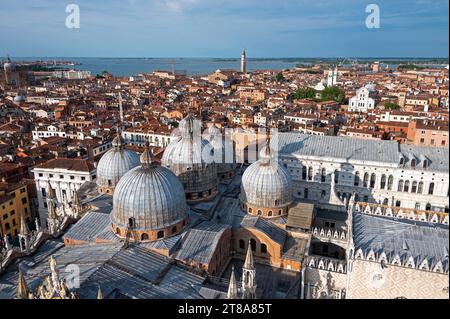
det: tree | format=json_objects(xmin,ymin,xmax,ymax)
[
  {"xmin": 320, "ymin": 86, "xmax": 345, "ymax": 103},
  {"xmin": 275, "ymin": 73, "xmax": 285, "ymax": 82},
  {"xmin": 294, "ymin": 88, "xmax": 316, "ymax": 100},
  {"xmin": 384, "ymin": 102, "xmax": 401, "ymax": 110}
]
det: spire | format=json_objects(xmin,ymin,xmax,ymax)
[
  {"xmin": 140, "ymin": 142, "xmax": 156, "ymax": 168},
  {"xmin": 47, "ymin": 197, "xmax": 57, "ymax": 219},
  {"xmin": 227, "ymin": 265, "xmax": 238, "ymax": 299},
  {"xmin": 4, "ymin": 235, "xmax": 12, "ymax": 250},
  {"xmin": 19, "ymin": 210, "xmax": 30, "ymax": 236},
  {"xmin": 118, "ymin": 92, "xmax": 124, "ymax": 124},
  {"xmin": 17, "ymin": 271, "xmax": 29, "ymax": 299},
  {"xmin": 112, "ymin": 126, "xmax": 124, "ymax": 150},
  {"xmin": 97, "ymin": 285, "xmax": 103, "ymax": 299},
  {"xmin": 46, "ymin": 182, "xmax": 55, "ymax": 200},
  {"xmin": 244, "ymin": 240, "xmax": 255, "ymax": 270},
  {"xmin": 242, "ymin": 240, "xmax": 256, "ymax": 299}
]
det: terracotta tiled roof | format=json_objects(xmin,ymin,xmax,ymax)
[{"xmin": 34, "ymin": 158, "xmax": 95, "ymax": 172}]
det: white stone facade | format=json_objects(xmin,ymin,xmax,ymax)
[
  {"xmin": 33, "ymin": 166, "xmax": 96, "ymax": 228},
  {"xmin": 349, "ymin": 85, "xmax": 376, "ymax": 112}
]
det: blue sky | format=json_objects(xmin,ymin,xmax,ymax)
[{"xmin": 0, "ymin": 0, "xmax": 448, "ymax": 58}]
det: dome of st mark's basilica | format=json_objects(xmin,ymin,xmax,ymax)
[
  {"xmin": 96, "ymin": 131, "xmax": 140, "ymax": 194},
  {"xmin": 111, "ymin": 145, "xmax": 189, "ymax": 241},
  {"xmin": 240, "ymin": 142, "xmax": 294, "ymax": 218}
]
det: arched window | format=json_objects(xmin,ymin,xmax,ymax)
[
  {"xmin": 268, "ymin": 211, "xmax": 273, "ymax": 217},
  {"xmin": 354, "ymin": 172, "xmax": 360, "ymax": 186},
  {"xmin": 411, "ymin": 159, "xmax": 416, "ymax": 168},
  {"xmin": 321, "ymin": 168, "xmax": 326, "ymax": 182},
  {"xmin": 239, "ymin": 239, "xmax": 245, "ymax": 250},
  {"xmin": 5, "ymin": 223, "xmax": 10, "ymax": 230},
  {"xmin": 172, "ymin": 226, "xmax": 177, "ymax": 234},
  {"xmin": 370, "ymin": 173, "xmax": 376, "ymax": 188},
  {"xmin": 261, "ymin": 244, "xmax": 267, "ymax": 254},
  {"xmin": 417, "ymin": 182, "xmax": 424, "ymax": 194},
  {"xmin": 116, "ymin": 227, "xmax": 120, "ymax": 235},
  {"xmin": 428, "ymin": 183, "xmax": 435, "ymax": 195},
  {"xmin": 426, "ymin": 203, "xmax": 432, "ymax": 211},
  {"xmin": 302, "ymin": 166, "xmax": 307, "ymax": 180},
  {"xmin": 411, "ymin": 181, "xmax": 418, "ymax": 193},
  {"xmin": 141, "ymin": 233, "xmax": 149, "ymax": 241},
  {"xmin": 363, "ymin": 173, "xmax": 369, "ymax": 188},
  {"xmin": 396, "ymin": 200, "xmax": 401, "ymax": 207},
  {"xmin": 308, "ymin": 167, "xmax": 313, "ymax": 181},
  {"xmin": 380, "ymin": 175, "xmax": 386, "ymax": 189},
  {"xmin": 383, "ymin": 198, "xmax": 389, "ymax": 205},
  {"xmin": 334, "ymin": 170, "xmax": 339, "ymax": 184},
  {"xmin": 257, "ymin": 210, "xmax": 262, "ymax": 216},
  {"xmin": 250, "ymin": 239, "xmax": 256, "ymax": 252},
  {"xmin": 398, "ymin": 180, "xmax": 404, "ymax": 192},
  {"xmin": 404, "ymin": 180, "xmax": 410, "ymax": 192},
  {"xmin": 157, "ymin": 231, "xmax": 164, "ymax": 239},
  {"xmin": 248, "ymin": 207, "xmax": 252, "ymax": 214},
  {"xmin": 387, "ymin": 175, "xmax": 394, "ymax": 190}
]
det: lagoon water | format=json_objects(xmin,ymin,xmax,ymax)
[{"xmin": 17, "ymin": 57, "xmax": 447, "ymax": 77}]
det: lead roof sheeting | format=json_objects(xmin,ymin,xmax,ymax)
[
  {"xmin": 241, "ymin": 216, "xmax": 287, "ymax": 245},
  {"xmin": 352, "ymin": 213, "xmax": 449, "ymax": 262},
  {"xmin": 176, "ymin": 221, "xmax": 230, "ymax": 265},
  {"xmin": 63, "ymin": 212, "xmax": 111, "ymax": 242},
  {"xmin": 108, "ymin": 246, "xmax": 170, "ymax": 283},
  {"xmin": 276, "ymin": 133, "xmax": 449, "ymax": 172}
]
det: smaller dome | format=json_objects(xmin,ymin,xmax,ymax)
[
  {"xmin": 240, "ymin": 143, "xmax": 293, "ymax": 212},
  {"xmin": 96, "ymin": 134, "xmax": 140, "ymax": 192},
  {"xmin": 14, "ymin": 95, "xmax": 25, "ymax": 103}
]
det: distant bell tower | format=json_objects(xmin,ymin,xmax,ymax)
[{"xmin": 241, "ymin": 48, "xmax": 247, "ymax": 73}]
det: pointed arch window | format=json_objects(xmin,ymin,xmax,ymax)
[
  {"xmin": 354, "ymin": 172, "xmax": 360, "ymax": 186},
  {"xmin": 380, "ymin": 175, "xmax": 387, "ymax": 189},
  {"xmin": 250, "ymin": 239, "xmax": 256, "ymax": 252},
  {"xmin": 363, "ymin": 173, "xmax": 369, "ymax": 188},
  {"xmin": 411, "ymin": 181, "xmax": 418, "ymax": 193},
  {"xmin": 370, "ymin": 174, "xmax": 376, "ymax": 188},
  {"xmin": 398, "ymin": 180, "xmax": 404, "ymax": 192},
  {"xmin": 387, "ymin": 175, "xmax": 394, "ymax": 190},
  {"xmin": 417, "ymin": 182, "xmax": 424, "ymax": 194},
  {"xmin": 239, "ymin": 239, "xmax": 245, "ymax": 250},
  {"xmin": 428, "ymin": 183, "xmax": 435, "ymax": 195},
  {"xmin": 308, "ymin": 167, "xmax": 313, "ymax": 181},
  {"xmin": 403, "ymin": 180, "xmax": 410, "ymax": 192},
  {"xmin": 321, "ymin": 168, "xmax": 326, "ymax": 182}
]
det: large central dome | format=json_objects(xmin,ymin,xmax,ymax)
[
  {"xmin": 240, "ymin": 143, "xmax": 293, "ymax": 218},
  {"xmin": 162, "ymin": 115, "xmax": 218, "ymax": 202},
  {"xmin": 111, "ymin": 146, "xmax": 189, "ymax": 241},
  {"xmin": 96, "ymin": 132, "xmax": 140, "ymax": 194}
]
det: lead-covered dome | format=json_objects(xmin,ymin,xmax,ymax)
[
  {"xmin": 162, "ymin": 115, "xmax": 218, "ymax": 202},
  {"xmin": 96, "ymin": 132, "xmax": 140, "ymax": 194},
  {"xmin": 240, "ymin": 143, "xmax": 293, "ymax": 218},
  {"xmin": 111, "ymin": 146, "xmax": 189, "ymax": 241}
]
